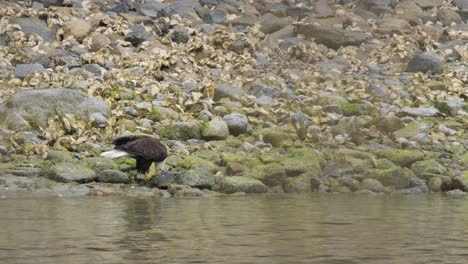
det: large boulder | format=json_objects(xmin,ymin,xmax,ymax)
[
  {"xmin": 0, "ymin": 88, "xmax": 110, "ymax": 131},
  {"xmin": 202, "ymin": 119, "xmax": 229, "ymax": 140},
  {"xmin": 406, "ymin": 52, "xmax": 443, "ymax": 74},
  {"xmin": 223, "ymin": 113, "xmax": 249, "ymax": 136}
]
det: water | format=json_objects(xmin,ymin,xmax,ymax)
[{"xmin": 1, "ymin": 194, "xmax": 468, "ymax": 264}]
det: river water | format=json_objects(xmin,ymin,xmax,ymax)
[{"xmin": 1, "ymin": 194, "xmax": 468, "ymax": 264}]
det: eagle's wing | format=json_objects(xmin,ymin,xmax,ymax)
[{"xmin": 115, "ymin": 136, "xmax": 167, "ymax": 162}]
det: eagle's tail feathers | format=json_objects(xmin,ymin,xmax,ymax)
[{"xmin": 100, "ymin": 150, "xmax": 129, "ymax": 159}]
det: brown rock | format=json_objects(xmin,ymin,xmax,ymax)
[{"xmin": 63, "ymin": 18, "xmax": 92, "ymax": 41}]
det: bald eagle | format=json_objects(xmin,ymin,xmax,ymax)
[{"xmin": 100, "ymin": 135, "xmax": 167, "ymax": 180}]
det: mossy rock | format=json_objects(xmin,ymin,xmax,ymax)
[
  {"xmin": 260, "ymin": 150, "xmax": 284, "ymax": 164},
  {"xmin": 410, "ymin": 159, "xmax": 447, "ymax": 178},
  {"xmin": 342, "ymin": 103, "xmax": 373, "ymax": 116},
  {"xmin": 176, "ymin": 167, "xmax": 215, "ymax": 189},
  {"xmin": 46, "ymin": 150, "xmax": 74, "ymax": 163},
  {"xmin": 248, "ymin": 163, "xmax": 287, "ymax": 187},
  {"xmin": 192, "ymin": 149, "xmax": 221, "ymax": 165},
  {"xmin": 392, "ymin": 122, "xmax": 432, "ymax": 139},
  {"xmin": 360, "ymin": 178, "xmax": 384, "ymax": 193},
  {"xmin": 371, "ymin": 167, "xmax": 415, "ymax": 189},
  {"xmin": 284, "ymin": 175, "xmax": 312, "ymax": 193},
  {"xmin": 254, "ymin": 127, "xmax": 292, "ymax": 147},
  {"xmin": 373, "ymin": 149, "xmax": 424, "ymax": 167},
  {"xmin": 201, "ymin": 119, "xmax": 229, "ymax": 140},
  {"xmin": 374, "ymin": 158, "xmax": 398, "ymax": 170},
  {"xmin": 160, "ymin": 121, "xmax": 201, "ymax": 140},
  {"xmin": 214, "ymin": 176, "xmax": 267, "ymax": 194},
  {"xmin": 178, "ymin": 155, "xmax": 219, "ymax": 173},
  {"xmin": 45, "ymin": 162, "xmax": 96, "ymax": 183},
  {"xmin": 280, "ymin": 148, "xmax": 322, "ymax": 177},
  {"xmin": 97, "ymin": 169, "xmax": 130, "ymax": 184},
  {"xmin": 220, "ymin": 152, "xmax": 261, "ymax": 168},
  {"xmin": 81, "ymin": 157, "xmax": 119, "ymax": 172}
]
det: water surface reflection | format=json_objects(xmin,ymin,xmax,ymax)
[{"xmin": 1, "ymin": 194, "xmax": 468, "ymax": 263}]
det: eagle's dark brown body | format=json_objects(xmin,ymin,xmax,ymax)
[{"xmin": 112, "ymin": 135, "xmax": 167, "ymax": 174}]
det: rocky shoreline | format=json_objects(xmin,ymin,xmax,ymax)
[{"xmin": 0, "ymin": 0, "xmax": 466, "ymax": 198}]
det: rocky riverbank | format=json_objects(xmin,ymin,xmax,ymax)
[{"xmin": 0, "ymin": 0, "xmax": 466, "ymax": 198}]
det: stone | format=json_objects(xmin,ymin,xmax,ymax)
[
  {"xmin": 214, "ymin": 176, "xmax": 267, "ymax": 194},
  {"xmin": 90, "ymin": 34, "xmax": 111, "ymax": 52},
  {"xmin": 401, "ymin": 107, "xmax": 439, "ymax": 117},
  {"xmin": 259, "ymin": 13, "xmax": 293, "ymax": 34},
  {"xmin": 176, "ymin": 167, "xmax": 215, "ymax": 189},
  {"xmin": 213, "ymin": 84, "xmax": 244, "ymax": 101},
  {"xmin": 374, "ymin": 149, "xmax": 425, "ymax": 168},
  {"xmin": 202, "ymin": 119, "xmax": 230, "ymax": 140},
  {"xmin": 314, "ymin": 0, "xmax": 334, "ymax": 17},
  {"xmin": 332, "ymin": 116, "xmax": 361, "ymax": 135},
  {"xmin": 14, "ymin": 63, "xmax": 46, "ymax": 79},
  {"xmin": 248, "ymin": 83, "xmax": 283, "ymax": 98},
  {"xmin": 360, "ymin": 178, "xmax": 384, "ymax": 193},
  {"xmin": 164, "ymin": 122, "xmax": 201, "ymax": 140},
  {"xmin": 223, "ymin": 113, "xmax": 249, "ymax": 136},
  {"xmin": 82, "ymin": 157, "xmax": 119, "ymax": 172},
  {"xmin": 249, "ymin": 163, "xmax": 287, "ymax": 187},
  {"xmin": 284, "ymin": 175, "xmax": 312, "ymax": 193},
  {"xmin": 436, "ymin": 97, "xmax": 466, "ymax": 116},
  {"xmin": 147, "ymin": 171, "xmax": 178, "ymax": 189},
  {"xmin": 375, "ymin": 18, "xmax": 412, "ymax": 35},
  {"xmin": 46, "ymin": 163, "xmax": 96, "ymax": 183},
  {"xmin": 438, "ymin": 8, "xmax": 463, "ymax": 26},
  {"xmin": 125, "ymin": 24, "xmax": 150, "ymax": 46},
  {"xmin": 374, "ymin": 115, "xmax": 404, "ymax": 133},
  {"xmin": 97, "ymin": 170, "xmax": 130, "ymax": 184},
  {"xmin": 295, "ymin": 22, "xmax": 367, "ymax": 50},
  {"xmin": 63, "ymin": 19, "xmax": 92, "ymax": 41},
  {"xmin": 372, "ymin": 167, "xmax": 415, "ymax": 189},
  {"xmin": 406, "ymin": 52, "xmax": 443, "ymax": 74},
  {"xmin": 411, "ymin": 159, "xmax": 447, "ymax": 179},
  {"xmin": 393, "ymin": 121, "xmax": 433, "ymax": 139},
  {"xmin": 0, "ymin": 88, "xmax": 110, "ymax": 131},
  {"xmin": 171, "ymin": 25, "xmax": 190, "ymax": 44},
  {"xmin": 10, "ymin": 17, "xmax": 57, "ymax": 42},
  {"xmin": 254, "ymin": 127, "xmax": 290, "ymax": 147},
  {"xmin": 447, "ymin": 189, "xmax": 465, "ymax": 197}
]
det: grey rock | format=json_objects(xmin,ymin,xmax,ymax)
[
  {"xmin": 296, "ymin": 20, "xmax": 366, "ymax": 49},
  {"xmin": 455, "ymin": 0, "xmax": 468, "ymax": 10},
  {"xmin": 255, "ymin": 95, "xmax": 274, "ymax": 106},
  {"xmin": 97, "ymin": 170, "xmax": 130, "ymax": 184},
  {"xmin": 200, "ymin": 9, "xmax": 227, "ymax": 24},
  {"xmin": 406, "ymin": 52, "xmax": 443, "ymax": 74},
  {"xmin": 356, "ymin": 0, "xmax": 393, "ymax": 16},
  {"xmin": 125, "ymin": 24, "xmax": 150, "ymax": 46},
  {"xmin": 10, "ymin": 17, "xmax": 57, "ymax": 42},
  {"xmin": 83, "ymin": 64, "xmax": 104, "ymax": 77},
  {"xmin": 202, "ymin": 119, "xmax": 230, "ymax": 140},
  {"xmin": 109, "ymin": 0, "xmax": 137, "ymax": 13},
  {"xmin": 171, "ymin": 25, "xmax": 190, "ymax": 44},
  {"xmin": 375, "ymin": 18, "xmax": 412, "ymax": 35},
  {"xmin": 90, "ymin": 34, "xmax": 111, "ymax": 52},
  {"xmin": 278, "ymin": 37, "xmax": 307, "ymax": 51},
  {"xmin": 447, "ymin": 189, "xmax": 465, "ymax": 197},
  {"xmin": 63, "ymin": 19, "xmax": 92, "ymax": 42},
  {"xmin": 436, "ymin": 97, "xmax": 466, "ymax": 116},
  {"xmin": 401, "ymin": 107, "xmax": 439, "ymax": 117},
  {"xmin": 215, "ymin": 176, "xmax": 267, "ymax": 194},
  {"xmin": 171, "ymin": 121, "xmax": 201, "ymax": 140},
  {"xmin": 147, "ymin": 171, "xmax": 178, "ymax": 188},
  {"xmin": 374, "ymin": 115, "xmax": 404, "ymax": 133},
  {"xmin": 248, "ymin": 82, "xmax": 283, "ymax": 98},
  {"xmin": 223, "ymin": 113, "xmax": 248, "ymax": 136},
  {"xmin": 259, "ymin": 13, "xmax": 293, "ymax": 34},
  {"xmin": 0, "ymin": 88, "xmax": 110, "ymax": 131},
  {"xmin": 332, "ymin": 116, "xmax": 361, "ymax": 135},
  {"xmin": 14, "ymin": 63, "xmax": 46, "ymax": 79},
  {"xmin": 314, "ymin": 0, "xmax": 334, "ymax": 17},
  {"xmin": 214, "ymin": 84, "xmax": 244, "ymax": 101},
  {"xmin": 360, "ymin": 178, "xmax": 384, "ymax": 193},
  {"xmin": 34, "ymin": 0, "xmax": 66, "ymax": 7},
  {"xmin": 176, "ymin": 167, "xmax": 215, "ymax": 189},
  {"xmin": 438, "ymin": 8, "xmax": 463, "ymax": 26},
  {"xmin": 46, "ymin": 163, "xmax": 96, "ymax": 183}
]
